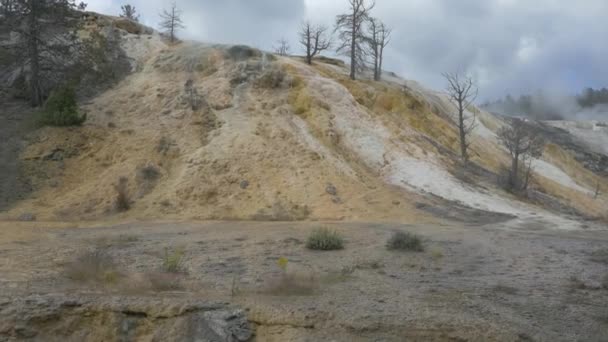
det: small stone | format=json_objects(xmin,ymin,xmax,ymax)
[
  {"xmin": 18, "ymin": 213, "xmax": 36, "ymax": 222},
  {"xmin": 239, "ymin": 180, "xmax": 249, "ymax": 189},
  {"xmin": 325, "ymin": 183, "xmax": 337, "ymax": 196}
]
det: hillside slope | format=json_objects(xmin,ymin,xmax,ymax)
[{"xmin": 1, "ymin": 14, "xmax": 606, "ymax": 226}]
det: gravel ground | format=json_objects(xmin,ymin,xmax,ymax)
[{"xmin": 0, "ymin": 219, "xmax": 607, "ymax": 341}]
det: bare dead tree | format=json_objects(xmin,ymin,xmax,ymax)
[
  {"xmin": 498, "ymin": 118, "xmax": 545, "ymax": 191},
  {"xmin": 335, "ymin": 0, "xmax": 375, "ymax": 80},
  {"xmin": 442, "ymin": 71, "xmax": 479, "ymax": 165},
  {"xmin": 366, "ymin": 17, "xmax": 391, "ymax": 81},
  {"xmin": 298, "ymin": 21, "xmax": 331, "ymax": 65},
  {"xmin": 120, "ymin": 4, "xmax": 139, "ymax": 22},
  {"xmin": 159, "ymin": 2, "xmax": 184, "ymax": 43},
  {"xmin": 377, "ymin": 22, "xmax": 390, "ymax": 81},
  {"xmin": 273, "ymin": 38, "xmax": 290, "ymax": 56}
]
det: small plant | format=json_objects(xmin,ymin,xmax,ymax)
[
  {"xmin": 306, "ymin": 228, "xmax": 344, "ymax": 251},
  {"xmin": 64, "ymin": 250, "xmax": 121, "ymax": 284},
  {"xmin": 386, "ymin": 231, "xmax": 424, "ymax": 252},
  {"xmin": 38, "ymin": 85, "xmax": 87, "ymax": 127},
  {"xmin": 114, "ymin": 177, "xmax": 130, "ymax": 212},
  {"xmin": 162, "ymin": 247, "xmax": 185, "ymax": 273},
  {"xmin": 277, "ymin": 256, "xmax": 289, "ymax": 271}
]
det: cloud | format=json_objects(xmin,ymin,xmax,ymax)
[{"xmin": 85, "ymin": 0, "xmax": 608, "ymax": 101}]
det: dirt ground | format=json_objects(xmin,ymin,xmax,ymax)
[{"xmin": 1, "ymin": 219, "xmax": 607, "ymax": 341}]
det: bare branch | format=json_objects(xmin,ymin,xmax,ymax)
[
  {"xmin": 442, "ymin": 70, "xmax": 479, "ymax": 165},
  {"xmin": 299, "ymin": 21, "xmax": 331, "ymax": 64},
  {"xmin": 274, "ymin": 38, "xmax": 290, "ymax": 56},
  {"xmin": 159, "ymin": 2, "xmax": 185, "ymax": 43},
  {"xmin": 498, "ymin": 118, "xmax": 545, "ymax": 190}
]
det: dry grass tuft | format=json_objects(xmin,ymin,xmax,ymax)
[{"xmin": 162, "ymin": 247, "xmax": 186, "ymax": 273}]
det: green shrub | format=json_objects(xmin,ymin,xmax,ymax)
[
  {"xmin": 39, "ymin": 86, "xmax": 86, "ymax": 126},
  {"xmin": 306, "ymin": 228, "xmax": 344, "ymax": 251},
  {"xmin": 386, "ymin": 231, "xmax": 424, "ymax": 252}
]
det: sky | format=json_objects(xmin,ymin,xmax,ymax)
[{"xmin": 85, "ymin": 0, "xmax": 608, "ymax": 101}]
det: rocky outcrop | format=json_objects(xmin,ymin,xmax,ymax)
[{"xmin": 0, "ymin": 295, "xmax": 252, "ymax": 342}]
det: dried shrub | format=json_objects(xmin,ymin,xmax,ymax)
[
  {"xmin": 139, "ymin": 165, "xmax": 161, "ymax": 181},
  {"xmin": 114, "ymin": 177, "xmax": 131, "ymax": 212},
  {"xmin": 64, "ymin": 250, "xmax": 121, "ymax": 284},
  {"xmin": 386, "ymin": 231, "xmax": 424, "ymax": 252},
  {"xmin": 260, "ymin": 257, "xmax": 318, "ymax": 296},
  {"xmin": 254, "ymin": 67, "xmax": 286, "ymax": 89},
  {"xmin": 306, "ymin": 228, "xmax": 344, "ymax": 251}
]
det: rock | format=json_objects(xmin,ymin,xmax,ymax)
[
  {"xmin": 18, "ymin": 213, "xmax": 36, "ymax": 222},
  {"xmin": 0, "ymin": 295, "xmax": 253, "ymax": 342},
  {"xmin": 325, "ymin": 183, "xmax": 338, "ymax": 196},
  {"xmin": 239, "ymin": 180, "xmax": 250, "ymax": 189}
]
